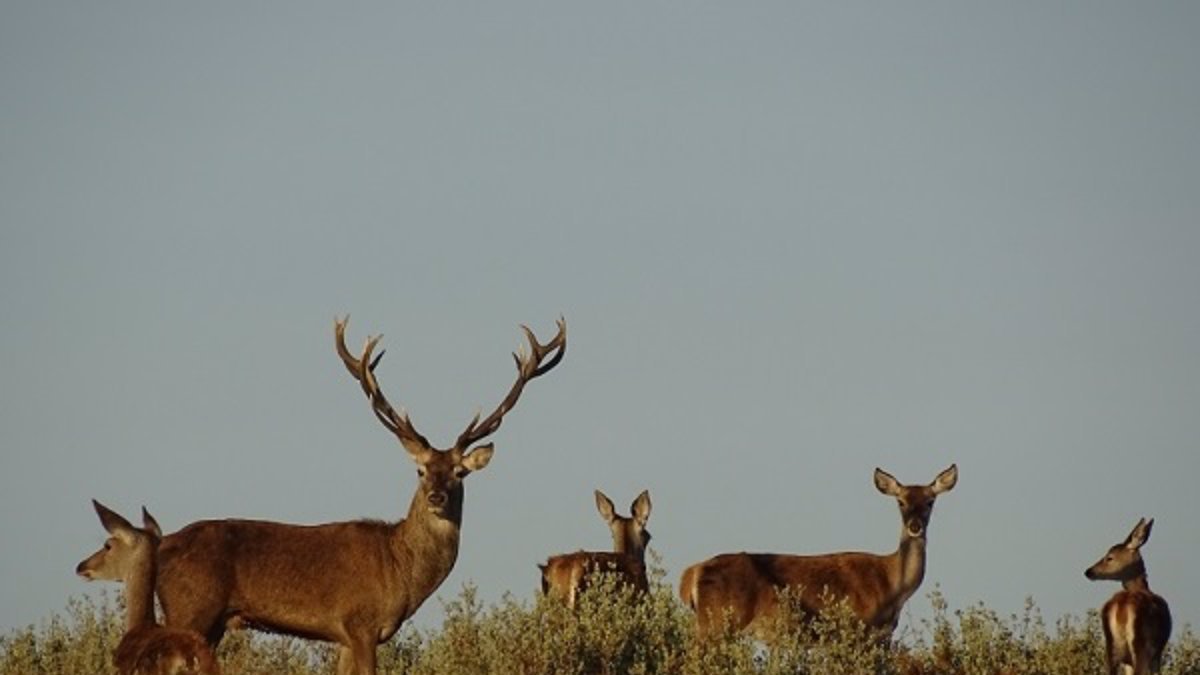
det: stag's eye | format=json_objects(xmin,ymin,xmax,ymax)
[
  {"xmin": 453, "ymin": 467, "xmax": 470, "ymax": 480},
  {"xmin": 416, "ymin": 467, "xmax": 427, "ymax": 479}
]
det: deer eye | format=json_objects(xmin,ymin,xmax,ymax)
[
  {"xmin": 416, "ymin": 467, "xmax": 427, "ymax": 478},
  {"xmin": 453, "ymin": 467, "xmax": 469, "ymax": 479}
]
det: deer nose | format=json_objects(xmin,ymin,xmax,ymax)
[{"xmin": 427, "ymin": 491, "xmax": 447, "ymax": 508}]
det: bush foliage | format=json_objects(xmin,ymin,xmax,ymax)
[{"xmin": 4, "ymin": 565, "xmax": 1198, "ymax": 675}]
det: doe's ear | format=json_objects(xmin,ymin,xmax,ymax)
[
  {"xmin": 92, "ymin": 499, "xmax": 135, "ymax": 541},
  {"xmin": 931, "ymin": 464, "xmax": 959, "ymax": 494},
  {"xmin": 1125, "ymin": 517, "xmax": 1153, "ymax": 549},
  {"xmin": 461, "ymin": 443, "xmax": 494, "ymax": 472},
  {"xmin": 631, "ymin": 490, "xmax": 652, "ymax": 527},
  {"xmin": 874, "ymin": 468, "xmax": 901, "ymax": 496},
  {"xmin": 141, "ymin": 507, "xmax": 162, "ymax": 539},
  {"xmin": 594, "ymin": 490, "xmax": 616, "ymax": 523}
]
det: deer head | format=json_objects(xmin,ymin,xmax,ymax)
[
  {"xmin": 595, "ymin": 489, "xmax": 652, "ymax": 558},
  {"xmin": 874, "ymin": 464, "xmax": 958, "ymax": 539},
  {"xmin": 1086, "ymin": 517, "xmax": 1153, "ymax": 582}
]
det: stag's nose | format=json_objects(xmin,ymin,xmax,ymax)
[
  {"xmin": 427, "ymin": 491, "xmax": 447, "ymax": 508},
  {"xmin": 75, "ymin": 561, "xmax": 92, "ymax": 579}
]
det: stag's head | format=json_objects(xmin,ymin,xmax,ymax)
[
  {"xmin": 1086, "ymin": 517, "xmax": 1152, "ymax": 583},
  {"xmin": 874, "ymin": 464, "xmax": 957, "ymax": 539},
  {"xmin": 335, "ymin": 316, "xmax": 566, "ymax": 520}
]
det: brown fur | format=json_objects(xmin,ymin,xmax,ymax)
[
  {"xmin": 114, "ymin": 628, "xmax": 219, "ymax": 675},
  {"xmin": 680, "ymin": 464, "xmax": 957, "ymax": 638},
  {"xmin": 1086, "ymin": 518, "xmax": 1172, "ymax": 675},
  {"xmin": 77, "ymin": 501, "xmax": 220, "ymax": 675},
  {"xmin": 541, "ymin": 552, "xmax": 649, "ymax": 605},
  {"xmin": 156, "ymin": 450, "xmax": 478, "ymax": 675},
  {"xmin": 541, "ymin": 490, "xmax": 652, "ymax": 608}
]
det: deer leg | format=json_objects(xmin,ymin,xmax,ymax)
[{"xmin": 336, "ymin": 644, "xmax": 356, "ymax": 675}]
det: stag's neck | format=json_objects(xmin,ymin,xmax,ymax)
[
  {"xmin": 889, "ymin": 534, "xmax": 928, "ymax": 598},
  {"xmin": 392, "ymin": 490, "xmax": 465, "ymax": 600},
  {"xmin": 122, "ymin": 556, "xmax": 158, "ymax": 633}
]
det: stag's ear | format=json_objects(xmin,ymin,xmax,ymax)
[
  {"xmin": 1125, "ymin": 517, "xmax": 1153, "ymax": 549},
  {"xmin": 461, "ymin": 444, "xmax": 494, "ymax": 472},
  {"xmin": 631, "ymin": 490, "xmax": 652, "ymax": 527},
  {"xmin": 932, "ymin": 464, "xmax": 958, "ymax": 494},
  {"xmin": 874, "ymin": 468, "xmax": 901, "ymax": 496},
  {"xmin": 595, "ymin": 490, "xmax": 616, "ymax": 522}
]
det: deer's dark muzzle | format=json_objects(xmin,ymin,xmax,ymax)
[{"xmin": 427, "ymin": 491, "xmax": 448, "ymax": 508}]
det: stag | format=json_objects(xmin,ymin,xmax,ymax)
[
  {"xmin": 151, "ymin": 316, "xmax": 565, "ymax": 675},
  {"xmin": 680, "ymin": 464, "xmax": 957, "ymax": 638},
  {"xmin": 77, "ymin": 500, "xmax": 219, "ymax": 675},
  {"xmin": 540, "ymin": 489, "xmax": 652, "ymax": 607}
]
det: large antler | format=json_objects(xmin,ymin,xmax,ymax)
[
  {"xmin": 454, "ymin": 317, "xmax": 567, "ymax": 452},
  {"xmin": 335, "ymin": 316, "xmax": 432, "ymax": 458}
]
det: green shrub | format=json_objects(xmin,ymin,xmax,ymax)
[{"xmin": 5, "ymin": 571, "xmax": 1198, "ymax": 675}]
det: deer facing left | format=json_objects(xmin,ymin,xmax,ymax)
[
  {"xmin": 540, "ymin": 489, "xmax": 652, "ymax": 607},
  {"xmin": 76, "ymin": 500, "xmax": 219, "ymax": 675},
  {"xmin": 1085, "ymin": 517, "xmax": 1172, "ymax": 675}
]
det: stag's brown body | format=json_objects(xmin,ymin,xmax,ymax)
[
  {"xmin": 77, "ymin": 501, "xmax": 219, "ymax": 675},
  {"xmin": 157, "ymin": 504, "xmax": 459, "ymax": 646},
  {"xmin": 681, "ymin": 465, "xmax": 957, "ymax": 638}
]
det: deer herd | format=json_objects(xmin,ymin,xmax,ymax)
[{"xmin": 73, "ymin": 316, "xmax": 1173, "ymax": 675}]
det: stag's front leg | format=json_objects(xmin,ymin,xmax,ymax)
[{"xmin": 335, "ymin": 637, "xmax": 377, "ymax": 675}]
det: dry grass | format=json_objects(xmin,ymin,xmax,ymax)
[{"xmin": 5, "ymin": 564, "xmax": 1198, "ymax": 675}]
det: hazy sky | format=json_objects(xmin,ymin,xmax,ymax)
[{"xmin": 3, "ymin": 3, "xmax": 1198, "ymax": 640}]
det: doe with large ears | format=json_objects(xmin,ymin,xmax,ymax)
[
  {"xmin": 1085, "ymin": 517, "xmax": 1172, "ymax": 675},
  {"xmin": 679, "ymin": 464, "xmax": 958, "ymax": 638},
  {"xmin": 76, "ymin": 500, "xmax": 219, "ymax": 675},
  {"xmin": 540, "ymin": 489, "xmax": 652, "ymax": 607}
]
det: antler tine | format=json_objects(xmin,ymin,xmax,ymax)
[
  {"xmin": 454, "ymin": 317, "xmax": 567, "ymax": 451},
  {"xmin": 334, "ymin": 316, "xmax": 431, "ymax": 455}
]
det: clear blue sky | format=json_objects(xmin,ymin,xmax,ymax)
[{"xmin": 3, "ymin": 3, "xmax": 1198, "ymax": 639}]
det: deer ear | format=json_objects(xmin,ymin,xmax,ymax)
[
  {"xmin": 461, "ymin": 444, "xmax": 494, "ymax": 472},
  {"xmin": 1126, "ymin": 517, "xmax": 1153, "ymax": 549},
  {"xmin": 874, "ymin": 468, "xmax": 901, "ymax": 496},
  {"xmin": 141, "ymin": 507, "xmax": 162, "ymax": 539},
  {"xmin": 932, "ymin": 464, "xmax": 958, "ymax": 494},
  {"xmin": 595, "ymin": 490, "xmax": 616, "ymax": 522},
  {"xmin": 631, "ymin": 490, "xmax": 652, "ymax": 526},
  {"xmin": 91, "ymin": 499, "xmax": 134, "ymax": 535}
]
